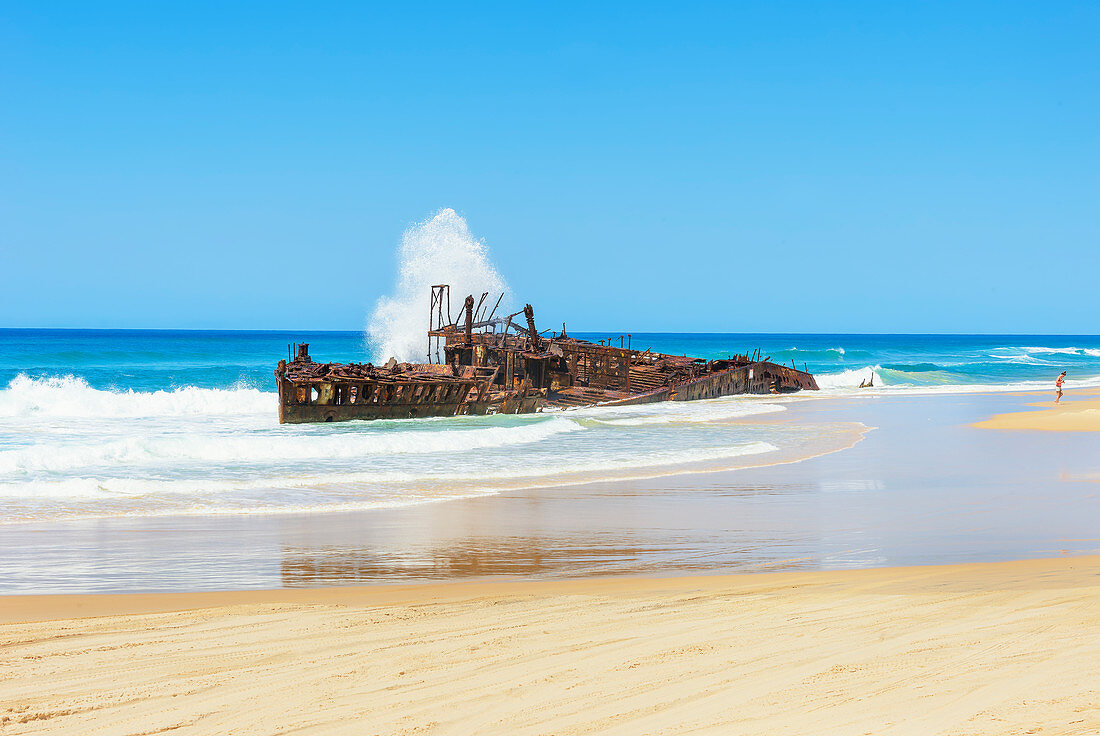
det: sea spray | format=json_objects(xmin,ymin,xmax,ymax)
[{"xmin": 367, "ymin": 209, "xmax": 510, "ymax": 363}]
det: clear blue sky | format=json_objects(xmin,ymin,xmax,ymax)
[{"xmin": 2, "ymin": 2, "xmax": 1097, "ymax": 332}]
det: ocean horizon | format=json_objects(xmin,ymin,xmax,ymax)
[{"xmin": 5, "ymin": 328, "xmax": 1099, "ymax": 390}]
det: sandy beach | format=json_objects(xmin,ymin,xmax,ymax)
[
  {"xmin": 2, "ymin": 555, "xmax": 1098, "ymax": 735},
  {"xmin": 974, "ymin": 388, "xmax": 1100, "ymax": 432}
]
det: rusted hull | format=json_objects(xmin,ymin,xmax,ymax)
[
  {"xmin": 580, "ymin": 361, "xmax": 819, "ymax": 408},
  {"xmin": 674, "ymin": 363, "xmax": 815, "ymax": 397},
  {"xmin": 275, "ymin": 343, "xmax": 486, "ymax": 423},
  {"xmin": 279, "ymin": 401, "xmax": 471, "ymax": 424},
  {"xmin": 466, "ymin": 391, "xmax": 545, "ymax": 415}
]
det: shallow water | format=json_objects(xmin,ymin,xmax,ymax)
[{"xmin": 1, "ymin": 392, "xmax": 1097, "ymax": 593}]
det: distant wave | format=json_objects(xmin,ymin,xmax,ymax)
[
  {"xmin": 814, "ymin": 363, "xmax": 1100, "ymax": 394},
  {"xmin": 880, "ymin": 362, "xmax": 942, "ymax": 373},
  {"xmin": 987, "ymin": 353, "xmax": 1056, "ymax": 366},
  {"xmin": 1016, "ymin": 346, "xmax": 1100, "ymax": 357},
  {"xmin": 784, "ymin": 346, "xmax": 847, "ymax": 356}
]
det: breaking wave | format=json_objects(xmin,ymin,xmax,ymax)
[
  {"xmin": 366, "ymin": 208, "xmax": 510, "ymax": 363},
  {"xmin": 0, "ymin": 374, "xmax": 274, "ymax": 419},
  {"xmin": 814, "ymin": 366, "xmax": 882, "ymax": 390}
]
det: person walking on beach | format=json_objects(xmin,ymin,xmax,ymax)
[{"xmin": 1055, "ymin": 371, "xmax": 1067, "ymax": 403}]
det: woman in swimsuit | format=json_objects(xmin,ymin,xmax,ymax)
[{"xmin": 1055, "ymin": 371, "xmax": 1067, "ymax": 403}]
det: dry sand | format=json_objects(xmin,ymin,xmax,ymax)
[
  {"xmin": 974, "ymin": 388, "xmax": 1100, "ymax": 432},
  {"xmin": 2, "ymin": 556, "xmax": 1099, "ymax": 735}
]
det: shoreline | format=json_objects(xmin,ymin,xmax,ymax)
[
  {"xmin": 4, "ymin": 555, "xmax": 1099, "ymax": 734},
  {"xmin": 4, "ymin": 389, "xmax": 1099, "ymax": 594},
  {"xmin": 0, "ymin": 552, "xmax": 1095, "ymax": 624}
]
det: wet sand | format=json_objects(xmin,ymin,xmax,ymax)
[
  {"xmin": 974, "ymin": 388, "xmax": 1100, "ymax": 432},
  {"xmin": 3, "ymin": 555, "xmax": 1099, "ymax": 735}
]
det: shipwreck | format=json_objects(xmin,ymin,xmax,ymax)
[{"xmin": 275, "ymin": 285, "xmax": 818, "ymax": 423}]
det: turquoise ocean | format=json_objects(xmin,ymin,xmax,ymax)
[{"xmin": 2, "ymin": 329, "xmax": 1098, "ymax": 525}]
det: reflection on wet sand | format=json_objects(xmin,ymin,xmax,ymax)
[
  {"xmin": 274, "ymin": 473, "xmax": 832, "ymax": 587},
  {"xmin": 280, "ymin": 540, "xmax": 669, "ymax": 585},
  {"xmin": 277, "ymin": 533, "xmax": 822, "ymax": 587}
]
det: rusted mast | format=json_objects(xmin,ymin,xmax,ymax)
[
  {"xmin": 523, "ymin": 304, "xmax": 542, "ymax": 351},
  {"xmin": 428, "ymin": 284, "xmax": 451, "ymax": 363},
  {"xmin": 464, "ymin": 294, "xmax": 475, "ymax": 344}
]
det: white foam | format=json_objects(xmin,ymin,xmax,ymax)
[
  {"xmin": 367, "ymin": 209, "xmax": 510, "ymax": 363},
  {"xmin": 0, "ymin": 374, "xmax": 274, "ymax": 419},
  {"xmin": 0, "ymin": 415, "xmax": 586, "ymax": 474},
  {"xmin": 575, "ymin": 397, "xmax": 787, "ymax": 426},
  {"xmin": 0, "ymin": 440, "xmax": 779, "ymax": 513}
]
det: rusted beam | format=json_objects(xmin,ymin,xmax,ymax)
[
  {"xmin": 473, "ymin": 291, "xmax": 489, "ymax": 323},
  {"xmin": 487, "ymin": 292, "xmax": 505, "ymax": 322}
]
